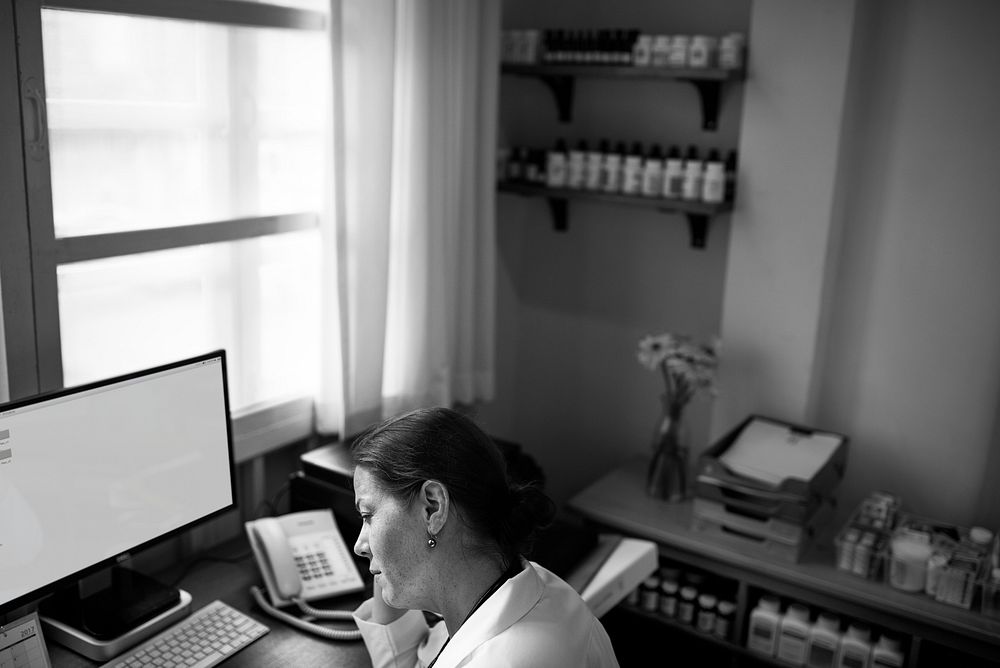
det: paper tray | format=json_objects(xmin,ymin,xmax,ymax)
[{"xmin": 698, "ymin": 414, "xmax": 849, "ymax": 504}]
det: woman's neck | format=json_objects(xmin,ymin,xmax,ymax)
[{"xmin": 440, "ymin": 558, "xmax": 510, "ymax": 636}]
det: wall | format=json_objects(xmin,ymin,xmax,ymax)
[
  {"xmin": 815, "ymin": 0, "xmax": 1000, "ymax": 527},
  {"xmin": 483, "ymin": 0, "xmax": 750, "ymax": 506},
  {"xmin": 487, "ymin": 0, "xmax": 1000, "ymax": 531}
]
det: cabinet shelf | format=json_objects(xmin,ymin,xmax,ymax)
[
  {"xmin": 497, "ymin": 181, "xmax": 730, "ymax": 249},
  {"xmin": 501, "ymin": 63, "xmax": 744, "ymax": 130},
  {"xmin": 568, "ymin": 456, "xmax": 1000, "ymax": 666}
]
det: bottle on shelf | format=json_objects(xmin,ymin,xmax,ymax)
[
  {"xmin": 584, "ymin": 140, "xmax": 606, "ymax": 191},
  {"xmin": 696, "ymin": 592, "xmax": 717, "ymax": 633},
  {"xmin": 545, "ymin": 139, "xmax": 568, "ymax": 188},
  {"xmin": 724, "ymin": 149, "xmax": 739, "ymax": 202},
  {"xmin": 701, "ymin": 149, "xmax": 725, "ymax": 203},
  {"xmin": 747, "ymin": 595, "xmax": 782, "ymax": 657},
  {"xmin": 641, "ymin": 144, "xmax": 665, "ymax": 197},
  {"xmin": 660, "ymin": 575, "xmax": 680, "ymax": 619},
  {"xmin": 805, "ymin": 612, "xmax": 842, "ymax": 668},
  {"xmin": 662, "ymin": 145, "xmax": 685, "ymax": 199},
  {"xmin": 621, "ymin": 142, "xmax": 645, "ymax": 195},
  {"xmin": 677, "ymin": 585, "xmax": 698, "ymax": 625},
  {"xmin": 639, "ymin": 574, "xmax": 660, "ymax": 613},
  {"xmin": 871, "ymin": 634, "xmax": 905, "ymax": 668},
  {"xmin": 714, "ymin": 600, "xmax": 736, "ymax": 642},
  {"xmin": 602, "ymin": 142, "xmax": 625, "ymax": 193},
  {"xmin": 835, "ymin": 623, "xmax": 873, "ymax": 668},
  {"xmin": 567, "ymin": 140, "xmax": 588, "ymax": 189},
  {"xmin": 777, "ymin": 603, "xmax": 812, "ymax": 666},
  {"xmin": 681, "ymin": 144, "xmax": 703, "ymax": 201}
]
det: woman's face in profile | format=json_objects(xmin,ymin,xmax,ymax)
[{"xmin": 353, "ymin": 466, "xmax": 432, "ymax": 609}]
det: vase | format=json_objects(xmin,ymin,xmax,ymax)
[{"xmin": 645, "ymin": 402, "xmax": 690, "ymax": 502}]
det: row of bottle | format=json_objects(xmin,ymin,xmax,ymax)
[
  {"xmin": 748, "ymin": 595, "xmax": 905, "ymax": 668},
  {"xmin": 499, "ymin": 141, "xmax": 738, "ymax": 204},
  {"xmin": 625, "ymin": 566, "xmax": 737, "ymax": 642},
  {"xmin": 501, "ymin": 28, "xmax": 746, "ymax": 71}
]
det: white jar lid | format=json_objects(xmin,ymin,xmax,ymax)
[{"xmin": 970, "ymin": 526, "xmax": 994, "ymax": 546}]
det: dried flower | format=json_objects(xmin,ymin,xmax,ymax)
[{"xmin": 637, "ymin": 332, "xmax": 720, "ymax": 414}]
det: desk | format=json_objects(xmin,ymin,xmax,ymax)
[
  {"xmin": 46, "ymin": 538, "xmax": 373, "ymax": 668},
  {"xmin": 568, "ymin": 455, "xmax": 1000, "ymax": 666}
]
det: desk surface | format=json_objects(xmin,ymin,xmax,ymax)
[
  {"xmin": 46, "ymin": 539, "xmax": 373, "ymax": 668},
  {"xmin": 567, "ymin": 455, "xmax": 1000, "ymax": 657}
]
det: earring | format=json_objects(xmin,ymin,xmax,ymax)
[{"xmin": 427, "ymin": 536, "xmax": 437, "ymax": 549}]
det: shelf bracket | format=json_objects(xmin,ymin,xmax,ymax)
[
  {"xmin": 547, "ymin": 197, "xmax": 569, "ymax": 231},
  {"xmin": 684, "ymin": 79, "xmax": 723, "ymax": 131},
  {"xmin": 686, "ymin": 214, "xmax": 709, "ymax": 249},
  {"xmin": 538, "ymin": 75, "xmax": 575, "ymax": 123}
]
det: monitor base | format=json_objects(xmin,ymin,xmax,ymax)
[{"xmin": 38, "ymin": 576, "xmax": 192, "ymax": 661}]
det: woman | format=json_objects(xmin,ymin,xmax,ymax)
[{"xmin": 350, "ymin": 406, "xmax": 620, "ymax": 667}]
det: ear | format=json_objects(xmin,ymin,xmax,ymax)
[{"xmin": 419, "ymin": 479, "xmax": 450, "ymax": 535}]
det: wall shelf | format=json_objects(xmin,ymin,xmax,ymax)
[
  {"xmin": 501, "ymin": 63, "xmax": 745, "ymax": 131},
  {"xmin": 497, "ymin": 181, "xmax": 731, "ymax": 249}
]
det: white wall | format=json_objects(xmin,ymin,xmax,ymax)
[
  {"xmin": 814, "ymin": 0, "xmax": 1000, "ymax": 526},
  {"xmin": 489, "ymin": 0, "xmax": 1000, "ymax": 531}
]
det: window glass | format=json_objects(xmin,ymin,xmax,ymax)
[
  {"xmin": 42, "ymin": 9, "xmax": 329, "ymax": 237},
  {"xmin": 57, "ymin": 230, "xmax": 321, "ymax": 410}
]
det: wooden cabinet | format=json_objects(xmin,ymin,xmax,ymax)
[{"xmin": 567, "ymin": 456, "xmax": 1000, "ymax": 667}]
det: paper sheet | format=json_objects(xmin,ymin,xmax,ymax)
[{"xmin": 718, "ymin": 417, "xmax": 843, "ymax": 487}]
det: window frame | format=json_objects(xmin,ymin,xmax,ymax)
[{"xmin": 0, "ymin": 0, "xmax": 330, "ymax": 461}]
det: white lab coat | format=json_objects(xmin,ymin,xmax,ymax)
[{"xmin": 352, "ymin": 560, "xmax": 620, "ymax": 668}]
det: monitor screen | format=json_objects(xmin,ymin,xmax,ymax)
[{"xmin": 0, "ymin": 351, "xmax": 236, "ymax": 615}]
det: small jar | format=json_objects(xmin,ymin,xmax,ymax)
[
  {"xmin": 678, "ymin": 585, "xmax": 698, "ymax": 625},
  {"xmin": 659, "ymin": 578, "xmax": 679, "ymax": 618},
  {"xmin": 640, "ymin": 575, "xmax": 660, "ymax": 612},
  {"xmin": 696, "ymin": 593, "xmax": 717, "ymax": 633},
  {"xmin": 714, "ymin": 600, "xmax": 736, "ymax": 641}
]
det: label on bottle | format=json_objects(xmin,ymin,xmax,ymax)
[{"xmin": 584, "ymin": 153, "xmax": 603, "ymax": 190}]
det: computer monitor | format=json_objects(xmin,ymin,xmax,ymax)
[{"xmin": 0, "ymin": 351, "xmax": 237, "ymax": 637}]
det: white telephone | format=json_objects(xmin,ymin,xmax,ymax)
[{"xmin": 245, "ymin": 509, "xmax": 366, "ymax": 641}]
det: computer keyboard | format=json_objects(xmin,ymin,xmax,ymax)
[{"xmin": 100, "ymin": 599, "xmax": 270, "ymax": 668}]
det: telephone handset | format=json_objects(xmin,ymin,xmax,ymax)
[{"xmin": 245, "ymin": 509, "xmax": 365, "ymax": 641}]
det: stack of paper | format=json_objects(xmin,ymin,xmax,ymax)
[{"xmin": 717, "ymin": 417, "xmax": 844, "ymax": 487}]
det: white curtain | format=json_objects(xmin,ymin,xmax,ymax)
[{"xmin": 317, "ymin": 0, "xmax": 500, "ymax": 437}]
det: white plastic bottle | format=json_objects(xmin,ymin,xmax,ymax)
[
  {"xmin": 621, "ymin": 142, "xmax": 645, "ymax": 195},
  {"xmin": 567, "ymin": 140, "xmax": 587, "ymax": 189},
  {"xmin": 701, "ymin": 149, "xmax": 726, "ymax": 203},
  {"xmin": 584, "ymin": 140, "xmax": 606, "ymax": 191},
  {"xmin": 806, "ymin": 612, "xmax": 842, "ymax": 668},
  {"xmin": 602, "ymin": 142, "xmax": 625, "ymax": 193},
  {"xmin": 747, "ymin": 595, "xmax": 782, "ymax": 656},
  {"xmin": 641, "ymin": 144, "xmax": 665, "ymax": 197},
  {"xmin": 661, "ymin": 145, "xmax": 685, "ymax": 198},
  {"xmin": 545, "ymin": 139, "xmax": 568, "ymax": 188},
  {"xmin": 871, "ymin": 634, "xmax": 904, "ymax": 668},
  {"xmin": 777, "ymin": 603, "xmax": 812, "ymax": 666},
  {"xmin": 681, "ymin": 145, "xmax": 703, "ymax": 201},
  {"xmin": 836, "ymin": 623, "xmax": 872, "ymax": 668}
]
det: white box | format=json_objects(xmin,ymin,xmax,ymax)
[{"xmin": 572, "ymin": 534, "xmax": 659, "ymax": 618}]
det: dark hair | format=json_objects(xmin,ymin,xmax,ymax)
[{"xmin": 350, "ymin": 406, "xmax": 556, "ymax": 568}]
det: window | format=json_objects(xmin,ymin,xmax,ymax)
[{"xmin": 0, "ymin": 0, "xmax": 333, "ymax": 459}]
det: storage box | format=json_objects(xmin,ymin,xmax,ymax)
[
  {"xmin": 691, "ymin": 499, "xmax": 832, "ymax": 564},
  {"xmin": 696, "ymin": 415, "xmax": 849, "ymax": 523},
  {"xmin": 692, "ymin": 496, "xmax": 835, "ymax": 544},
  {"xmin": 833, "ymin": 494, "xmax": 899, "ymax": 581},
  {"xmin": 888, "ymin": 513, "xmax": 991, "ymax": 610}
]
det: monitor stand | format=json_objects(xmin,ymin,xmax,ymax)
[{"xmin": 39, "ymin": 566, "xmax": 192, "ymax": 661}]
